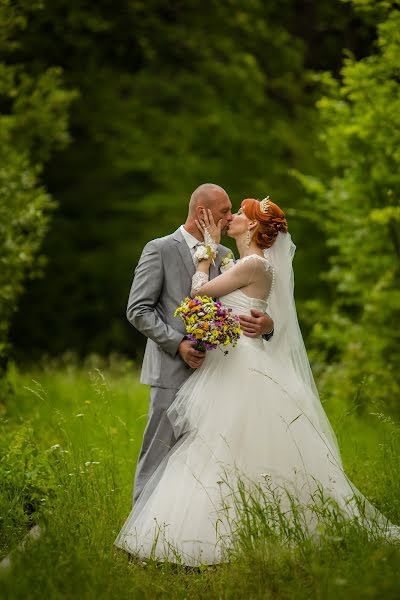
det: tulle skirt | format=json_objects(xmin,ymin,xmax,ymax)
[{"xmin": 114, "ymin": 337, "xmax": 399, "ymax": 565}]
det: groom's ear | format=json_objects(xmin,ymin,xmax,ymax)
[{"xmin": 195, "ymin": 205, "xmax": 204, "ymax": 219}]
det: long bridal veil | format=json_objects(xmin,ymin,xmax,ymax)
[
  {"xmin": 263, "ymin": 232, "xmax": 341, "ymax": 462},
  {"xmin": 263, "ymin": 232, "xmax": 400, "ymax": 538}
]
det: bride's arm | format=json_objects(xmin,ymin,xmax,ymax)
[
  {"xmin": 191, "ymin": 258, "xmax": 275, "ymax": 338},
  {"xmin": 191, "ymin": 259, "xmax": 257, "ymax": 297}
]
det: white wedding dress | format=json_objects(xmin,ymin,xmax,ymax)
[{"xmin": 115, "ymin": 237, "xmax": 399, "ymax": 565}]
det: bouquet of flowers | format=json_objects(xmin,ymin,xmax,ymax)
[{"xmin": 174, "ymin": 295, "xmax": 241, "ymax": 353}]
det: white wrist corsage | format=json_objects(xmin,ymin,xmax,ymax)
[
  {"xmin": 194, "ymin": 244, "xmax": 209, "ymax": 262},
  {"xmin": 194, "ymin": 243, "xmax": 218, "ymax": 265},
  {"xmin": 220, "ymin": 252, "xmax": 235, "ymax": 272}
]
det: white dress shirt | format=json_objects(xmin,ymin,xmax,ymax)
[{"xmin": 180, "ymin": 225, "xmax": 202, "ymax": 264}]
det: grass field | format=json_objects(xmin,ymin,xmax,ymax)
[{"xmin": 1, "ymin": 359, "xmax": 400, "ymax": 599}]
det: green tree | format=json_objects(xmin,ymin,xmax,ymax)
[
  {"xmin": 0, "ymin": 0, "xmax": 76, "ymax": 371},
  {"xmin": 8, "ymin": 0, "xmax": 374, "ymax": 359},
  {"xmin": 297, "ymin": 1, "xmax": 400, "ymax": 413}
]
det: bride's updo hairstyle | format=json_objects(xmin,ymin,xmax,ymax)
[{"xmin": 241, "ymin": 197, "xmax": 288, "ymax": 250}]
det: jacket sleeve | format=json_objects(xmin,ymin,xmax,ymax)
[{"xmin": 126, "ymin": 241, "xmax": 184, "ymax": 357}]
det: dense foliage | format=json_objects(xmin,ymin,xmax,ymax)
[
  {"xmin": 3, "ymin": 0, "xmax": 373, "ymax": 358},
  {"xmin": 0, "ymin": 0, "xmax": 76, "ymax": 372},
  {"xmin": 1, "ymin": 0, "xmax": 398, "ymax": 418},
  {"xmin": 297, "ymin": 1, "xmax": 400, "ymax": 413}
]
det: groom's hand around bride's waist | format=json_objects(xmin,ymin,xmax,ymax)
[
  {"xmin": 178, "ymin": 339, "xmax": 206, "ymax": 369},
  {"xmin": 239, "ymin": 310, "xmax": 274, "ymax": 339}
]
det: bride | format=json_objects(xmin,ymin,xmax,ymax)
[{"xmin": 115, "ymin": 197, "xmax": 399, "ymax": 565}]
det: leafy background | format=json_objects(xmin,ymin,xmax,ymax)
[{"xmin": 2, "ymin": 0, "xmax": 398, "ymax": 419}]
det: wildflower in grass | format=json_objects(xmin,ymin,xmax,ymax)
[{"xmin": 174, "ymin": 295, "xmax": 241, "ymax": 353}]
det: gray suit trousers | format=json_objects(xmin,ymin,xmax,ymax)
[{"xmin": 133, "ymin": 386, "xmax": 178, "ymax": 505}]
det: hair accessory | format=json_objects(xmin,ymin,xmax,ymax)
[{"xmin": 260, "ymin": 196, "xmax": 270, "ymax": 213}]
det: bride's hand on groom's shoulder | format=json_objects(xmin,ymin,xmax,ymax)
[
  {"xmin": 239, "ymin": 310, "xmax": 274, "ymax": 338},
  {"xmin": 178, "ymin": 339, "xmax": 206, "ymax": 369},
  {"xmin": 195, "ymin": 209, "xmax": 223, "ymax": 246}
]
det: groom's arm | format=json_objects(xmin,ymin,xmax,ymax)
[{"xmin": 127, "ymin": 240, "xmax": 183, "ymax": 357}]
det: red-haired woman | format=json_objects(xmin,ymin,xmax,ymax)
[{"xmin": 115, "ymin": 197, "xmax": 399, "ymax": 565}]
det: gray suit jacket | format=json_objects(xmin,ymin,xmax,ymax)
[{"xmin": 127, "ymin": 227, "xmax": 231, "ymax": 389}]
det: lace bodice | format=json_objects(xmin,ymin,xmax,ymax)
[
  {"xmin": 236, "ymin": 254, "xmax": 272, "ymax": 270},
  {"xmin": 191, "ymin": 253, "xmax": 274, "ymax": 312},
  {"xmin": 236, "ymin": 254, "xmax": 274, "ymax": 298},
  {"xmin": 225, "ymin": 254, "xmax": 274, "ymax": 314},
  {"xmin": 222, "ymin": 255, "xmax": 274, "ymax": 314}
]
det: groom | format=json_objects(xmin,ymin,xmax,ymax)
[{"xmin": 127, "ymin": 183, "xmax": 274, "ymax": 504}]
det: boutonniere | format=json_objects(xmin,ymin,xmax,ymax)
[{"xmin": 220, "ymin": 252, "xmax": 235, "ymax": 272}]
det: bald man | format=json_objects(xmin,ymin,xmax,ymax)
[{"xmin": 127, "ymin": 184, "xmax": 274, "ymax": 504}]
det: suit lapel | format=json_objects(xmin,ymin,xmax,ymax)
[
  {"xmin": 172, "ymin": 228, "xmax": 196, "ymax": 279},
  {"xmin": 172, "ymin": 228, "xmax": 229, "ymax": 281},
  {"xmin": 210, "ymin": 246, "xmax": 229, "ymax": 279},
  {"xmin": 209, "ymin": 260, "xmax": 219, "ymax": 280}
]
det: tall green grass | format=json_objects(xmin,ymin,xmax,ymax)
[{"xmin": 0, "ymin": 360, "xmax": 399, "ymax": 599}]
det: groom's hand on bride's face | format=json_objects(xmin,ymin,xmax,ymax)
[
  {"xmin": 239, "ymin": 310, "xmax": 274, "ymax": 338},
  {"xmin": 178, "ymin": 339, "xmax": 206, "ymax": 369}
]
